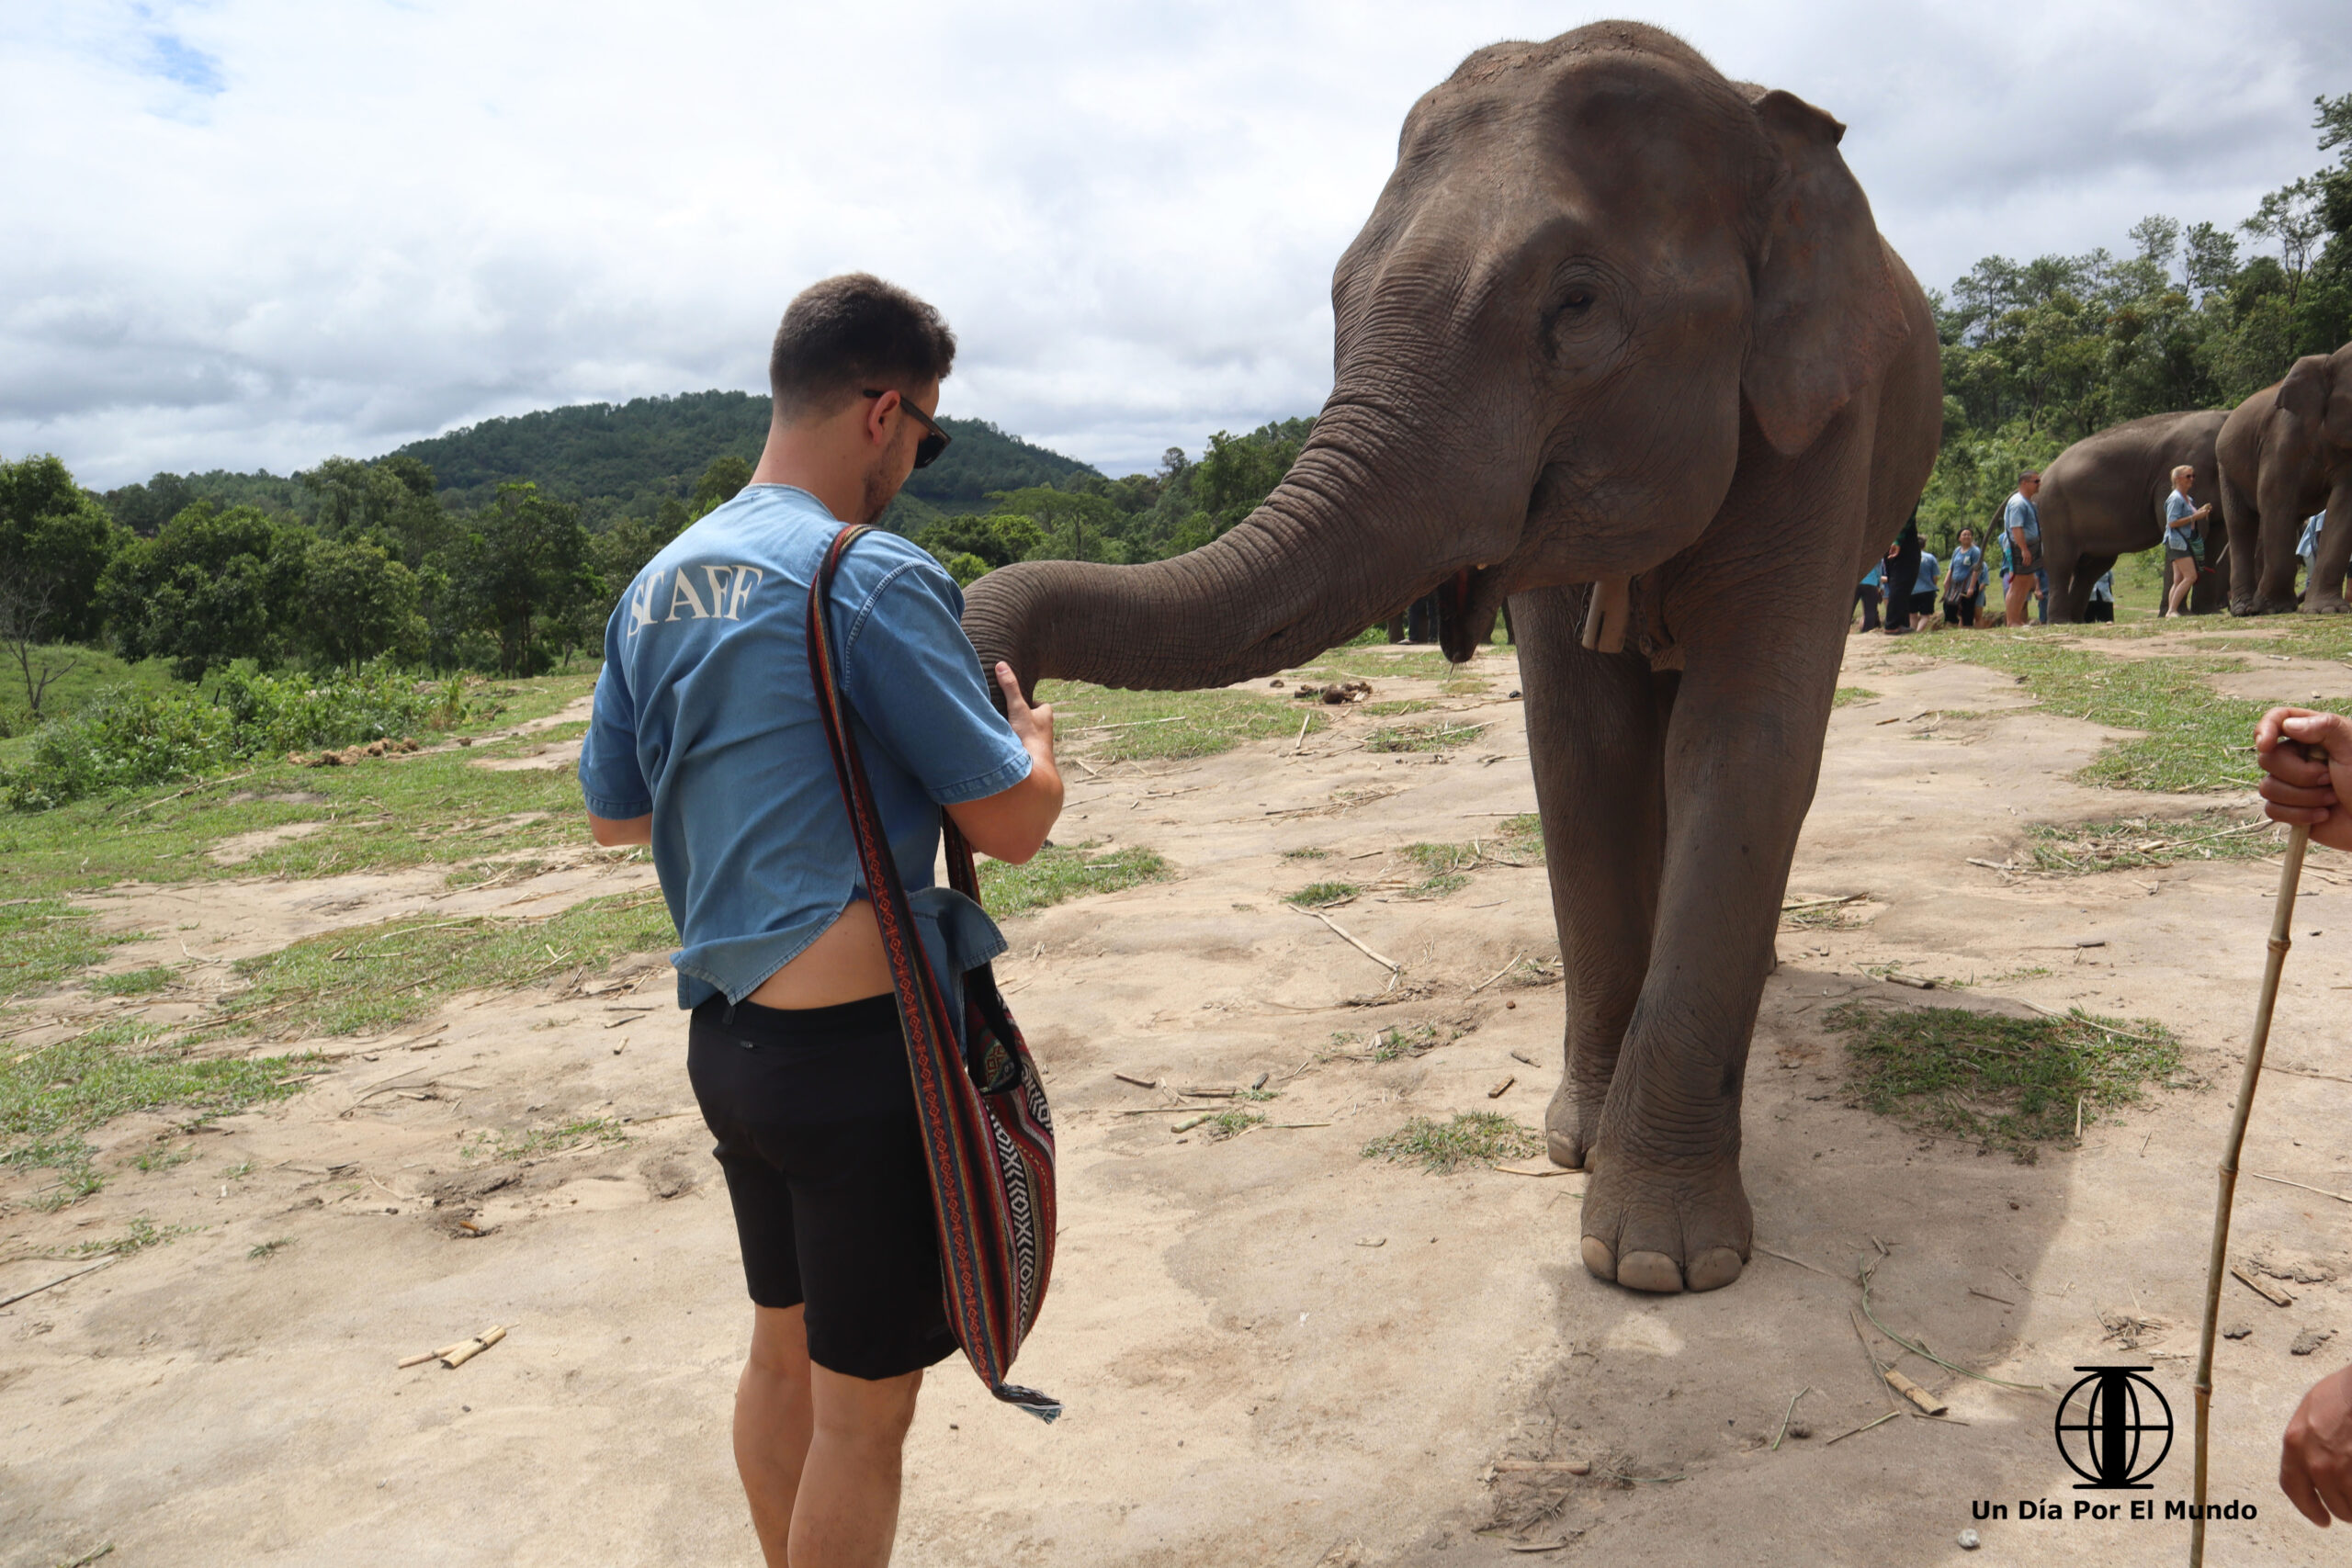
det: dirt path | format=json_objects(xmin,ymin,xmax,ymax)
[{"xmin": 8, "ymin": 631, "xmax": 2352, "ymax": 1564}]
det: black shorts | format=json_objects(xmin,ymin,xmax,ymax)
[
  {"xmin": 2166, "ymin": 547, "xmax": 2194, "ymax": 565},
  {"xmin": 2086, "ymin": 600, "xmax": 2115, "ymax": 622},
  {"xmin": 687, "ymin": 994, "xmax": 958, "ymax": 1381}
]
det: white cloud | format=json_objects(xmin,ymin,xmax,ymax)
[{"xmin": 4, "ymin": 0, "xmax": 2346, "ymax": 487}]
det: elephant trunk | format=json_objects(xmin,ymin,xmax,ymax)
[{"xmin": 961, "ymin": 403, "xmax": 1510, "ymax": 693}]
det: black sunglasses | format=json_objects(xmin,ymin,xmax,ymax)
[{"xmin": 863, "ymin": 389, "xmax": 951, "ymax": 469}]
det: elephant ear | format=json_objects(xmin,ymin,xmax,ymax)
[
  {"xmin": 1740, "ymin": 88, "xmax": 1912, "ymax": 457},
  {"xmin": 2278, "ymin": 354, "xmax": 2330, "ymax": 431},
  {"xmin": 2316, "ymin": 348, "xmax": 2352, "ymax": 452}
]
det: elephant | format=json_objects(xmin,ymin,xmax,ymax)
[
  {"xmin": 2036, "ymin": 410, "xmax": 2229, "ymax": 622},
  {"xmin": 2217, "ymin": 343, "xmax": 2352, "ymax": 615},
  {"xmin": 962, "ymin": 22, "xmax": 1941, "ymax": 1292}
]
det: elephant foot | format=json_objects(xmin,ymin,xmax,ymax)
[
  {"xmin": 1543, "ymin": 1076, "xmax": 1606, "ymax": 1170},
  {"xmin": 1578, "ymin": 1145, "xmax": 1752, "ymax": 1294},
  {"xmin": 2302, "ymin": 595, "xmax": 2352, "ymax": 615},
  {"xmin": 2254, "ymin": 594, "xmax": 2301, "ymax": 616}
]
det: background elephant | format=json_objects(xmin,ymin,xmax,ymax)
[
  {"xmin": 2037, "ymin": 410, "xmax": 2228, "ymax": 622},
  {"xmin": 2218, "ymin": 343, "xmax": 2352, "ymax": 615},
  {"xmin": 963, "ymin": 22, "xmax": 1941, "ymax": 1293}
]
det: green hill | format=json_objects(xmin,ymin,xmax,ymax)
[{"xmin": 387, "ymin": 389, "xmax": 1101, "ymax": 528}]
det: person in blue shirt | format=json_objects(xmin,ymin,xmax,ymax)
[
  {"xmin": 2087, "ymin": 568, "xmax": 2116, "ymax": 623},
  {"xmin": 1855, "ymin": 561, "xmax": 1883, "ymax": 632},
  {"xmin": 2003, "ymin": 472, "xmax": 2046, "ymax": 626},
  {"xmin": 2162, "ymin": 464, "xmax": 2213, "ymax": 617},
  {"xmin": 1942, "ymin": 529, "xmax": 1984, "ymax": 627},
  {"xmin": 579, "ymin": 274, "xmax": 1065, "ymax": 1567},
  {"xmin": 1914, "ymin": 547, "xmax": 1940, "ymax": 617}
]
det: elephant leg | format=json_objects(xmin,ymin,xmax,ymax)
[
  {"xmin": 2041, "ymin": 540, "xmax": 2083, "ymax": 623},
  {"xmin": 2307, "ymin": 491, "xmax": 2352, "ymax": 615},
  {"xmin": 2256, "ymin": 466, "xmax": 2306, "ymax": 615},
  {"xmin": 2222, "ymin": 466, "xmax": 2265, "ymax": 615},
  {"xmin": 1512, "ymin": 586, "xmax": 1668, "ymax": 1172},
  {"xmin": 1577, "ymin": 570, "xmax": 1844, "ymax": 1295},
  {"xmin": 2073, "ymin": 551, "xmax": 2117, "ymax": 622}
]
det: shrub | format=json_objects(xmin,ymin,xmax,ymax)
[{"xmin": 1, "ymin": 662, "xmax": 452, "ymax": 811}]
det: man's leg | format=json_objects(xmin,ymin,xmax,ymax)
[
  {"xmin": 2004, "ymin": 567, "xmax": 2030, "ymax": 626},
  {"xmin": 738, "ymin": 1303, "xmax": 816, "ymax": 1564},
  {"xmin": 792, "ymin": 1363, "xmax": 924, "ymax": 1568}
]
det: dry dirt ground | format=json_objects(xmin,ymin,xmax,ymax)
[{"xmin": 10, "ymin": 625, "xmax": 2352, "ymax": 1565}]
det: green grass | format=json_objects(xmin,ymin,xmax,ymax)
[
  {"xmin": 0, "ymin": 645, "xmax": 187, "ymax": 750},
  {"xmin": 465, "ymin": 1116, "xmax": 628, "ymax": 1162},
  {"xmin": 3, "ymin": 1021, "xmax": 323, "ymax": 1197},
  {"xmin": 978, "ymin": 842, "xmax": 1170, "ymax": 918},
  {"xmin": 1369, "ymin": 1021, "xmax": 1445, "ymax": 1061},
  {"xmin": 1039, "ymin": 681, "xmax": 1321, "ymax": 762},
  {"xmin": 1286, "ymin": 880, "xmax": 1360, "ymax": 908},
  {"xmin": 1306, "ymin": 649, "xmax": 1475, "ymax": 682},
  {"xmin": 1833, "ymin": 686, "xmax": 1878, "ymax": 707},
  {"xmin": 90, "ymin": 965, "xmax": 178, "ymax": 998},
  {"xmin": 1361, "ymin": 699, "xmax": 1435, "ymax": 716},
  {"xmin": 0, "ymin": 898, "xmax": 143, "ymax": 1002},
  {"xmin": 248, "ymin": 1236, "xmax": 294, "ymax": 1260},
  {"xmin": 1929, "ymin": 634, "xmax": 2261, "ymax": 792},
  {"xmin": 216, "ymin": 890, "xmax": 675, "ymax": 1041},
  {"xmin": 130, "ymin": 1143, "xmax": 194, "ymax": 1172},
  {"xmin": 1281, "ymin": 847, "xmax": 1329, "ymax": 861},
  {"xmin": 0, "ymin": 669, "xmax": 602, "ymax": 906},
  {"xmin": 1364, "ymin": 720, "xmax": 1487, "ymax": 753},
  {"xmin": 1202, "ymin": 1109, "xmax": 1265, "ymax": 1142},
  {"xmin": 1362, "ymin": 1111, "xmax": 1543, "ymax": 1172},
  {"xmin": 1826, "ymin": 1000, "xmax": 2184, "ymax": 1156},
  {"xmin": 2022, "ymin": 810, "xmax": 2278, "ymax": 875},
  {"xmin": 59, "ymin": 1214, "xmax": 198, "ymax": 1258}
]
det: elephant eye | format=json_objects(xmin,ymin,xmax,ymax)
[{"xmin": 1559, "ymin": 288, "xmax": 1594, "ymax": 312}]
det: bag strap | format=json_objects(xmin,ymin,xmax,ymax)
[{"xmin": 803, "ymin": 525, "xmax": 1057, "ymax": 1419}]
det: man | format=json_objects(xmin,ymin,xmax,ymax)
[
  {"xmin": 577, "ymin": 274, "xmax": 1065, "ymax": 1567},
  {"xmin": 1943, "ymin": 527, "xmax": 1984, "ymax": 627},
  {"xmin": 2256, "ymin": 704, "xmax": 2352, "ymax": 1528},
  {"xmin": 2003, "ymin": 471, "xmax": 2045, "ymax": 626}
]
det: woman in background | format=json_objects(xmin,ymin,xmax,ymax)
[{"xmin": 1942, "ymin": 529, "xmax": 1984, "ymax": 627}]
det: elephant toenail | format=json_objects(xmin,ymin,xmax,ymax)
[
  {"xmin": 1580, "ymin": 1236, "xmax": 1616, "ymax": 1280},
  {"xmin": 1686, "ymin": 1247, "xmax": 1747, "ymax": 1292},
  {"xmin": 1614, "ymin": 1250, "xmax": 1686, "ymax": 1294}
]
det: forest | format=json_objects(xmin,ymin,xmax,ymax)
[{"xmin": 0, "ymin": 92, "xmax": 2345, "ymax": 769}]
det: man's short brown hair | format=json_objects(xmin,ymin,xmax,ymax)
[{"xmin": 769, "ymin": 274, "xmax": 956, "ymax": 420}]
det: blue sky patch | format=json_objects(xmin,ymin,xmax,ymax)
[{"xmin": 147, "ymin": 31, "xmax": 224, "ymax": 95}]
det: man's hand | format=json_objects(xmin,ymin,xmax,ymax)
[
  {"xmin": 944, "ymin": 663, "xmax": 1064, "ymax": 864},
  {"xmin": 2282, "ymin": 1366, "xmax": 2352, "ymax": 1526},
  {"xmin": 2256, "ymin": 707, "xmax": 2352, "ymax": 853}
]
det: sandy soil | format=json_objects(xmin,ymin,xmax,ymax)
[{"xmin": 8, "ymin": 626, "xmax": 2352, "ymax": 1565}]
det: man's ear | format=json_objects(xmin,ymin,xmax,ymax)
[{"xmin": 1741, "ymin": 88, "xmax": 1912, "ymax": 457}]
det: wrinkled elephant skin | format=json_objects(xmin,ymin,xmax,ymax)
[
  {"xmin": 2038, "ymin": 410, "xmax": 2228, "ymax": 622},
  {"xmin": 961, "ymin": 22, "xmax": 1943, "ymax": 1292},
  {"xmin": 2217, "ymin": 342, "xmax": 2352, "ymax": 615}
]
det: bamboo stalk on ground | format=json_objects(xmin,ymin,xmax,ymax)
[{"xmin": 2191, "ymin": 821, "xmax": 2310, "ymax": 1567}]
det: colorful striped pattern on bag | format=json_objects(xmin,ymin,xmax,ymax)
[{"xmin": 805, "ymin": 525, "xmax": 1060, "ymax": 1421}]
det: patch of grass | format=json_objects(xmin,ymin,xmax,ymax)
[
  {"xmin": 130, "ymin": 1143, "xmax": 194, "ymax": 1172},
  {"xmin": 1371, "ymin": 1021, "xmax": 1444, "ymax": 1061},
  {"xmin": 2022, "ymin": 810, "xmax": 2278, "ymax": 875},
  {"xmin": 1928, "ymin": 635, "xmax": 2262, "ymax": 792},
  {"xmin": 1311, "ymin": 649, "xmax": 1475, "ymax": 681},
  {"xmin": 247, "ymin": 1236, "xmax": 293, "ymax": 1260},
  {"xmin": 1281, "ymin": 847, "xmax": 1329, "ymax": 861},
  {"xmin": 1360, "ymin": 699, "xmax": 1436, "ymax": 717},
  {"xmin": 0, "ymin": 899, "xmax": 143, "ymax": 1001},
  {"xmin": 1442, "ymin": 676, "xmax": 1493, "ymax": 696},
  {"xmin": 221, "ymin": 1159, "xmax": 253, "ymax": 1179},
  {"xmin": 978, "ymin": 842, "xmax": 1170, "ymax": 918},
  {"xmin": 1202, "ymin": 1109, "xmax": 1265, "ymax": 1141},
  {"xmin": 0, "ymin": 668, "xmax": 602, "ymax": 903},
  {"xmin": 1039, "ymin": 681, "xmax": 1321, "ymax": 762},
  {"xmin": 3, "ymin": 1021, "xmax": 322, "ymax": 1182},
  {"xmin": 1362, "ymin": 1111, "xmax": 1543, "ymax": 1173},
  {"xmin": 1833, "ymin": 686, "xmax": 1878, "ymax": 707},
  {"xmin": 91, "ymin": 965, "xmax": 177, "ymax": 998},
  {"xmin": 466, "ymin": 1116, "xmax": 629, "ymax": 1162},
  {"xmin": 62, "ymin": 1214, "xmax": 196, "ymax": 1258},
  {"xmin": 216, "ymin": 891, "xmax": 674, "ymax": 1040},
  {"xmin": 1826, "ymin": 1000, "xmax": 2184, "ymax": 1157},
  {"xmin": 1365, "ymin": 720, "xmax": 1487, "ymax": 753},
  {"xmin": 1287, "ymin": 880, "xmax": 1360, "ymax": 908}
]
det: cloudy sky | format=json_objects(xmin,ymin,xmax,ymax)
[{"xmin": 6, "ymin": 0, "xmax": 2347, "ymax": 488}]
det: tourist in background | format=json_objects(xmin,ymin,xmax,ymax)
[
  {"xmin": 2086, "ymin": 569, "xmax": 2115, "ymax": 624},
  {"xmin": 1883, "ymin": 514, "xmax": 1923, "ymax": 636},
  {"xmin": 1942, "ymin": 528, "xmax": 1984, "ymax": 627},
  {"xmin": 1855, "ymin": 561, "xmax": 1882, "ymax": 633},
  {"xmin": 2163, "ymin": 465, "xmax": 2211, "ymax": 617},
  {"xmin": 1913, "ymin": 542, "xmax": 1939, "ymax": 630},
  {"xmin": 2003, "ymin": 472, "xmax": 2045, "ymax": 626}
]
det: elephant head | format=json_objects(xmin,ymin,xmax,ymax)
[{"xmin": 962, "ymin": 22, "xmax": 1912, "ymax": 684}]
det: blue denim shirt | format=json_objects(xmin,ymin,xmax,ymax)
[
  {"xmin": 2165, "ymin": 490, "xmax": 2199, "ymax": 552},
  {"xmin": 579, "ymin": 484, "xmax": 1032, "ymax": 1010}
]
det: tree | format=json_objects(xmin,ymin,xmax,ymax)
[
  {"xmin": 915, "ymin": 513, "xmax": 1046, "ymax": 572},
  {"xmin": 98, "ymin": 502, "xmax": 308, "ymax": 682},
  {"xmin": 446, "ymin": 482, "xmax": 598, "ymax": 675},
  {"xmin": 299, "ymin": 455, "xmax": 448, "ymax": 568},
  {"xmin": 297, "ymin": 538, "xmax": 424, "ymax": 670},
  {"xmin": 689, "ymin": 453, "xmax": 752, "ymax": 516},
  {"xmin": 2242, "ymin": 177, "xmax": 2326, "ymax": 307},
  {"xmin": 0, "ymin": 454, "xmax": 123, "ymax": 647}
]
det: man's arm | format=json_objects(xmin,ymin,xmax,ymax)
[
  {"xmin": 945, "ymin": 663, "xmax": 1063, "ymax": 863},
  {"xmin": 2256, "ymin": 706, "xmax": 2352, "ymax": 853},
  {"xmin": 589, "ymin": 813, "xmax": 652, "ymax": 846}
]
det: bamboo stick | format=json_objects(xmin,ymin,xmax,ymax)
[{"xmin": 2191, "ymin": 821, "xmax": 2310, "ymax": 1567}]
